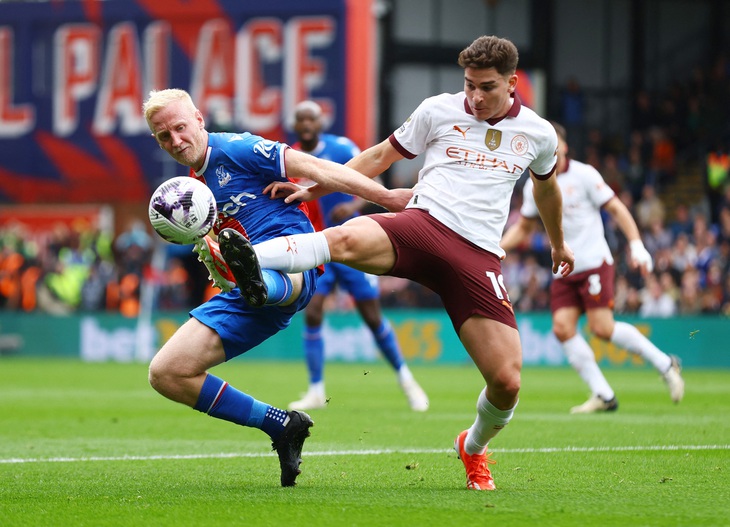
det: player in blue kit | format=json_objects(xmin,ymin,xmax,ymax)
[
  {"xmin": 287, "ymin": 101, "xmax": 428, "ymax": 412},
  {"xmin": 142, "ymin": 89, "xmax": 409, "ymax": 487}
]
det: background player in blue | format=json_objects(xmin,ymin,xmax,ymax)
[
  {"xmin": 142, "ymin": 89, "xmax": 409, "ymax": 487},
  {"xmin": 288, "ymin": 101, "xmax": 428, "ymax": 412}
]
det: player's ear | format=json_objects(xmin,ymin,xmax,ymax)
[{"xmin": 507, "ymin": 74, "xmax": 518, "ymax": 93}]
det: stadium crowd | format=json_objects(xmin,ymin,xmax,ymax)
[{"xmin": 2, "ymin": 55, "xmax": 730, "ymax": 318}]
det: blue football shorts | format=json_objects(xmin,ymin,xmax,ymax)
[
  {"xmin": 315, "ymin": 262, "xmax": 379, "ymax": 301},
  {"xmin": 190, "ymin": 267, "xmax": 319, "ymax": 361}
]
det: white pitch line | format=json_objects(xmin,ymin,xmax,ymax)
[{"xmin": 1, "ymin": 444, "xmax": 728, "ymax": 465}]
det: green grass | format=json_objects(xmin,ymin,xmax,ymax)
[{"xmin": 0, "ymin": 358, "xmax": 728, "ymax": 527}]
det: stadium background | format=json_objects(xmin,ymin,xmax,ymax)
[{"xmin": 0, "ymin": 0, "xmax": 728, "ymax": 368}]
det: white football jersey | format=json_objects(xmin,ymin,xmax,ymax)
[
  {"xmin": 521, "ymin": 158, "xmax": 616, "ymax": 275},
  {"xmin": 391, "ymin": 92, "xmax": 557, "ymax": 258}
]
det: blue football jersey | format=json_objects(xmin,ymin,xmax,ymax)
[{"xmin": 194, "ymin": 132, "xmax": 314, "ymax": 243}]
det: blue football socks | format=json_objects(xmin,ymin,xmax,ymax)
[
  {"xmin": 373, "ymin": 320, "xmax": 404, "ymax": 371},
  {"xmin": 262, "ymin": 269, "xmax": 293, "ymax": 305},
  {"xmin": 303, "ymin": 325, "xmax": 325, "ymax": 383},
  {"xmin": 194, "ymin": 373, "xmax": 288, "ymax": 440}
]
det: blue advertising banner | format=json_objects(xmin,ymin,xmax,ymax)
[
  {"xmin": 0, "ymin": 310, "xmax": 726, "ymax": 368},
  {"xmin": 0, "ymin": 0, "xmax": 376, "ymax": 204}
]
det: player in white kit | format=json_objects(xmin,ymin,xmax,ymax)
[
  {"xmin": 218, "ymin": 36, "xmax": 575, "ymax": 491},
  {"xmin": 501, "ymin": 122, "xmax": 684, "ymax": 413}
]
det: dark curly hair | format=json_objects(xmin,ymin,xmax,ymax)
[{"xmin": 457, "ymin": 36, "xmax": 519, "ymax": 76}]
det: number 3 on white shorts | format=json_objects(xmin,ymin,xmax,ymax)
[{"xmin": 485, "ymin": 271, "xmax": 510, "ymax": 301}]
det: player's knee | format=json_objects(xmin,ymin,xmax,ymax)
[
  {"xmin": 148, "ymin": 358, "xmax": 166, "ymax": 394},
  {"xmin": 491, "ymin": 367, "xmax": 521, "ymax": 401},
  {"xmin": 552, "ymin": 322, "xmax": 575, "ymax": 342},
  {"xmin": 325, "ymin": 226, "xmax": 361, "ymax": 260},
  {"xmin": 588, "ymin": 321, "xmax": 613, "ymax": 341},
  {"xmin": 148, "ymin": 355, "xmax": 179, "ymax": 397}
]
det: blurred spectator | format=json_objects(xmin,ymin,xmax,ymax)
[
  {"xmin": 635, "ymin": 184, "xmax": 666, "ymax": 230},
  {"xmin": 623, "ymin": 285, "xmax": 642, "ymax": 314},
  {"xmin": 36, "ymin": 223, "xmax": 93, "ymax": 314},
  {"xmin": 156, "ymin": 257, "xmax": 192, "ymax": 310},
  {"xmin": 114, "ymin": 220, "xmax": 153, "ymax": 276},
  {"xmin": 719, "ymin": 205, "xmax": 730, "ymax": 245},
  {"xmin": 694, "ymin": 218, "xmax": 719, "ymax": 286},
  {"xmin": 678, "ymin": 268, "xmax": 702, "ymax": 314},
  {"xmin": 79, "ymin": 257, "xmax": 116, "ymax": 311},
  {"xmin": 668, "ymin": 203, "xmax": 694, "ymax": 239},
  {"xmin": 624, "ymin": 142, "xmax": 647, "ymax": 201},
  {"xmin": 647, "ymin": 127, "xmax": 676, "ymax": 187},
  {"xmin": 669, "ymin": 232, "xmax": 697, "ymax": 275},
  {"xmin": 658, "ymin": 271, "xmax": 680, "ymax": 304},
  {"xmin": 639, "ymin": 273, "xmax": 677, "ymax": 317},
  {"xmin": 642, "ymin": 218, "xmax": 672, "ymax": 255}
]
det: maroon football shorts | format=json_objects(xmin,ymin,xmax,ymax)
[
  {"xmin": 369, "ymin": 208, "xmax": 517, "ymax": 332},
  {"xmin": 550, "ymin": 261, "xmax": 615, "ymax": 313}
]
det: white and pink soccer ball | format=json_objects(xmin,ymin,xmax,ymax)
[{"xmin": 148, "ymin": 176, "xmax": 217, "ymax": 245}]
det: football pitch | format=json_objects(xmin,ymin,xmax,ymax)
[{"xmin": 1, "ymin": 358, "xmax": 728, "ymax": 527}]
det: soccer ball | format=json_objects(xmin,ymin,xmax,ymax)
[{"xmin": 148, "ymin": 176, "xmax": 217, "ymax": 245}]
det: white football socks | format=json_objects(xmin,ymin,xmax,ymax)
[
  {"xmin": 253, "ymin": 232, "xmax": 331, "ymax": 273},
  {"xmin": 465, "ymin": 388, "xmax": 516, "ymax": 455},
  {"xmin": 562, "ymin": 333, "xmax": 615, "ymax": 400},
  {"xmin": 610, "ymin": 321, "xmax": 672, "ymax": 372}
]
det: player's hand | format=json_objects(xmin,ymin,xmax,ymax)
[
  {"xmin": 381, "ymin": 188, "xmax": 414, "ymax": 212},
  {"xmin": 629, "ymin": 239, "xmax": 653, "ymax": 275},
  {"xmin": 264, "ymin": 181, "xmax": 314, "ymax": 202},
  {"xmin": 551, "ymin": 241, "xmax": 575, "ymax": 277}
]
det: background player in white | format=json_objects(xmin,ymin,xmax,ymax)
[
  {"xmin": 288, "ymin": 101, "xmax": 428, "ymax": 412},
  {"xmin": 143, "ymin": 89, "xmax": 409, "ymax": 487},
  {"xmin": 501, "ymin": 121, "xmax": 684, "ymax": 413},
  {"xmin": 218, "ymin": 36, "xmax": 575, "ymax": 491}
]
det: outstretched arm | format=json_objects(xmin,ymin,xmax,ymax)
[
  {"xmin": 603, "ymin": 196, "xmax": 653, "ymax": 275},
  {"xmin": 345, "ymin": 139, "xmax": 404, "ymax": 178},
  {"xmin": 531, "ymin": 172, "xmax": 575, "ymax": 276},
  {"xmin": 280, "ymin": 147, "xmax": 412, "ymax": 212}
]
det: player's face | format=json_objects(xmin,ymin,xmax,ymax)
[
  {"xmin": 293, "ymin": 109, "xmax": 321, "ymax": 145},
  {"xmin": 463, "ymin": 67, "xmax": 517, "ymax": 121},
  {"xmin": 150, "ymin": 99, "xmax": 208, "ymax": 170}
]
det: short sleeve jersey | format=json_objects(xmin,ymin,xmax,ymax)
[
  {"xmin": 521, "ymin": 158, "xmax": 616, "ymax": 275},
  {"xmin": 390, "ymin": 92, "xmax": 557, "ymax": 258},
  {"xmin": 192, "ymin": 132, "xmax": 314, "ymax": 243},
  {"xmin": 292, "ymin": 133, "xmax": 361, "ymax": 227}
]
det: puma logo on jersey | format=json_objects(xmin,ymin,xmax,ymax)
[{"xmin": 453, "ymin": 125, "xmax": 471, "ymax": 139}]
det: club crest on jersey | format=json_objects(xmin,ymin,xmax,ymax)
[
  {"xmin": 216, "ymin": 165, "xmax": 232, "ymax": 187},
  {"xmin": 511, "ymin": 134, "xmax": 529, "ymax": 156},
  {"xmin": 485, "ymin": 129, "xmax": 502, "ymax": 151}
]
